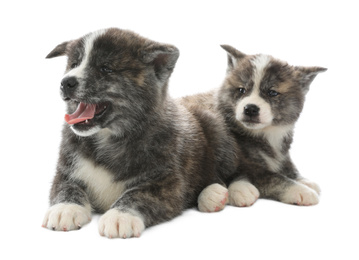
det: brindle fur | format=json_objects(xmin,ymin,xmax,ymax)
[
  {"xmin": 44, "ymin": 28, "xmax": 237, "ymax": 235},
  {"xmin": 185, "ymin": 45, "xmax": 326, "ymax": 205}
]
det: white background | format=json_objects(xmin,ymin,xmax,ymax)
[{"xmin": 1, "ymin": 0, "xmax": 358, "ymax": 259}]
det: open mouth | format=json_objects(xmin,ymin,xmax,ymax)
[{"xmin": 65, "ymin": 102, "xmax": 109, "ymax": 126}]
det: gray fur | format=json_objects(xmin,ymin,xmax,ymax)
[
  {"xmin": 44, "ymin": 28, "xmax": 237, "ymax": 233},
  {"xmin": 188, "ymin": 45, "xmax": 326, "ymax": 205}
]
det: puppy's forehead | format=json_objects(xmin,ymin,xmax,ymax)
[{"xmin": 251, "ymin": 55, "xmax": 293, "ymax": 85}]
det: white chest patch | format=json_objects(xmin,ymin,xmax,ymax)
[{"xmin": 71, "ymin": 157, "xmax": 126, "ymax": 212}]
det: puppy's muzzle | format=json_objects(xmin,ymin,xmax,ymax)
[
  {"xmin": 61, "ymin": 76, "xmax": 78, "ymax": 100},
  {"xmin": 244, "ymin": 104, "xmax": 260, "ymax": 117}
]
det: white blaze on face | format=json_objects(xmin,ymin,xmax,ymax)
[
  {"xmin": 235, "ymin": 54, "xmax": 274, "ymax": 130},
  {"xmin": 64, "ymin": 29, "xmax": 108, "ymax": 79}
]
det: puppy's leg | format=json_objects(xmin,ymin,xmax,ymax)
[
  {"xmin": 249, "ymin": 171, "xmax": 319, "ymax": 206},
  {"xmin": 43, "ymin": 174, "xmax": 92, "ymax": 231},
  {"xmin": 198, "ymin": 183, "xmax": 228, "ymax": 212},
  {"xmin": 228, "ymin": 179, "xmax": 260, "ymax": 207}
]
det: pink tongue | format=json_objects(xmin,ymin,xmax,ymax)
[{"xmin": 64, "ymin": 103, "xmax": 96, "ymax": 125}]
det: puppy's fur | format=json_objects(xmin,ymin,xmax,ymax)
[
  {"xmin": 42, "ymin": 28, "xmax": 237, "ymax": 238},
  {"xmin": 184, "ymin": 45, "xmax": 326, "ymax": 209}
]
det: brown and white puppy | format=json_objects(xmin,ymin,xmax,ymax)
[
  {"xmin": 42, "ymin": 28, "xmax": 237, "ymax": 238},
  {"xmin": 192, "ymin": 45, "xmax": 326, "ymax": 210}
]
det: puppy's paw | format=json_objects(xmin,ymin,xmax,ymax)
[
  {"xmin": 228, "ymin": 180, "xmax": 260, "ymax": 207},
  {"xmin": 98, "ymin": 209, "xmax": 145, "ymax": 239},
  {"xmin": 198, "ymin": 183, "xmax": 228, "ymax": 212},
  {"xmin": 297, "ymin": 179, "xmax": 321, "ymax": 195},
  {"xmin": 42, "ymin": 203, "xmax": 91, "ymax": 231},
  {"xmin": 281, "ymin": 183, "xmax": 319, "ymax": 206}
]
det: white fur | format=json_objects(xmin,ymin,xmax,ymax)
[
  {"xmin": 251, "ymin": 54, "xmax": 271, "ymax": 88},
  {"xmin": 297, "ymin": 179, "xmax": 321, "ymax": 195},
  {"xmin": 98, "ymin": 209, "xmax": 145, "ymax": 238},
  {"xmin": 70, "ymin": 125, "xmax": 102, "ymax": 137},
  {"xmin": 42, "ymin": 203, "xmax": 91, "ymax": 231},
  {"xmin": 281, "ymin": 183, "xmax": 319, "ymax": 206},
  {"xmin": 235, "ymin": 55, "xmax": 274, "ymax": 129},
  {"xmin": 235, "ymin": 90, "xmax": 274, "ymax": 129},
  {"xmin": 228, "ymin": 180, "xmax": 260, "ymax": 207},
  {"xmin": 197, "ymin": 183, "xmax": 228, "ymax": 212},
  {"xmin": 71, "ymin": 157, "xmax": 126, "ymax": 211},
  {"xmin": 64, "ymin": 29, "xmax": 107, "ymax": 79}
]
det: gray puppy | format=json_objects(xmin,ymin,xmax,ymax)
[
  {"xmin": 42, "ymin": 28, "xmax": 237, "ymax": 238},
  {"xmin": 185, "ymin": 45, "xmax": 326, "ymax": 210}
]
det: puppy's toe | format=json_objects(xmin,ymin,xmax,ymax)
[
  {"xmin": 281, "ymin": 183, "xmax": 319, "ymax": 206},
  {"xmin": 98, "ymin": 209, "xmax": 145, "ymax": 239},
  {"xmin": 42, "ymin": 203, "xmax": 91, "ymax": 231},
  {"xmin": 297, "ymin": 178, "xmax": 321, "ymax": 195},
  {"xmin": 198, "ymin": 183, "xmax": 228, "ymax": 213},
  {"xmin": 228, "ymin": 180, "xmax": 259, "ymax": 207}
]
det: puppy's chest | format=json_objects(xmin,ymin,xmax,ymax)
[
  {"xmin": 71, "ymin": 157, "xmax": 126, "ymax": 212},
  {"xmin": 248, "ymin": 134, "xmax": 288, "ymax": 172}
]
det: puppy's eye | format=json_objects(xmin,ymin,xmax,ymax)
[
  {"xmin": 71, "ymin": 63, "xmax": 78, "ymax": 69},
  {"xmin": 268, "ymin": 90, "xmax": 279, "ymax": 97},
  {"xmin": 238, "ymin": 88, "xmax": 246, "ymax": 94},
  {"xmin": 101, "ymin": 66, "xmax": 113, "ymax": 73}
]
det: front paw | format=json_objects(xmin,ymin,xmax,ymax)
[
  {"xmin": 228, "ymin": 180, "xmax": 260, "ymax": 207},
  {"xmin": 281, "ymin": 183, "xmax": 319, "ymax": 206},
  {"xmin": 297, "ymin": 179, "xmax": 321, "ymax": 195},
  {"xmin": 198, "ymin": 183, "xmax": 228, "ymax": 213},
  {"xmin": 42, "ymin": 203, "xmax": 92, "ymax": 231},
  {"xmin": 98, "ymin": 209, "xmax": 145, "ymax": 239}
]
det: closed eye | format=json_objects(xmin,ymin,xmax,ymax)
[
  {"xmin": 268, "ymin": 90, "xmax": 279, "ymax": 97},
  {"xmin": 100, "ymin": 65, "xmax": 113, "ymax": 73}
]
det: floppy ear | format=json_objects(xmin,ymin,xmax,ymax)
[
  {"xmin": 141, "ymin": 44, "xmax": 179, "ymax": 80},
  {"xmin": 46, "ymin": 41, "xmax": 70, "ymax": 59},
  {"xmin": 295, "ymin": 66, "xmax": 327, "ymax": 93},
  {"xmin": 220, "ymin": 44, "xmax": 246, "ymax": 71}
]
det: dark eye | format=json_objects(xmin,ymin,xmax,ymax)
[
  {"xmin": 101, "ymin": 65, "xmax": 113, "ymax": 73},
  {"xmin": 238, "ymin": 88, "xmax": 246, "ymax": 94},
  {"xmin": 268, "ymin": 90, "xmax": 279, "ymax": 97},
  {"xmin": 71, "ymin": 62, "xmax": 78, "ymax": 69}
]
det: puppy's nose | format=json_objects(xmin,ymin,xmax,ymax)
[
  {"xmin": 244, "ymin": 104, "xmax": 260, "ymax": 117},
  {"xmin": 61, "ymin": 77, "xmax": 78, "ymax": 90}
]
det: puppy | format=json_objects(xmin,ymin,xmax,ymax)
[
  {"xmin": 191, "ymin": 45, "xmax": 326, "ymax": 210},
  {"xmin": 42, "ymin": 28, "xmax": 236, "ymax": 238}
]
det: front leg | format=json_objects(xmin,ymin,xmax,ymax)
[
  {"xmin": 237, "ymin": 161, "xmax": 320, "ymax": 206},
  {"xmin": 249, "ymin": 170, "xmax": 320, "ymax": 206},
  {"xmin": 98, "ymin": 178, "xmax": 184, "ymax": 239},
  {"xmin": 42, "ymin": 173, "xmax": 92, "ymax": 231}
]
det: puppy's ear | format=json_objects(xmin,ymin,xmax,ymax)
[
  {"xmin": 220, "ymin": 45, "xmax": 246, "ymax": 71},
  {"xmin": 141, "ymin": 44, "xmax": 179, "ymax": 80},
  {"xmin": 295, "ymin": 66, "xmax": 327, "ymax": 93},
  {"xmin": 46, "ymin": 41, "xmax": 70, "ymax": 59}
]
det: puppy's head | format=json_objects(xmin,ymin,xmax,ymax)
[
  {"xmin": 46, "ymin": 28, "xmax": 179, "ymax": 137},
  {"xmin": 218, "ymin": 45, "xmax": 326, "ymax": 131}
]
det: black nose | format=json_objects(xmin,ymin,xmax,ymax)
[
  {"xmin": 61, "ymin": 77, "xmax": 78, "ymax": 90},
  {"xmin": 60, "ymin": 77, "xmax": 78, "ymax": 98},
  {"xmin": 244, "ymin": 104, "xmax": 260, "ymax": 117}
]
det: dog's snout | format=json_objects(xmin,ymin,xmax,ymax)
[
  {"xmin": 244, "ymin": 104, "xmax": 260, "ymax": 117},
  {"xmin": 61, "ymin": 77, "xmax": 78, "ymax": 99},
  {"xmin": 61, "ymin": 77, "xmax": 78, "ymax": 90}
]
